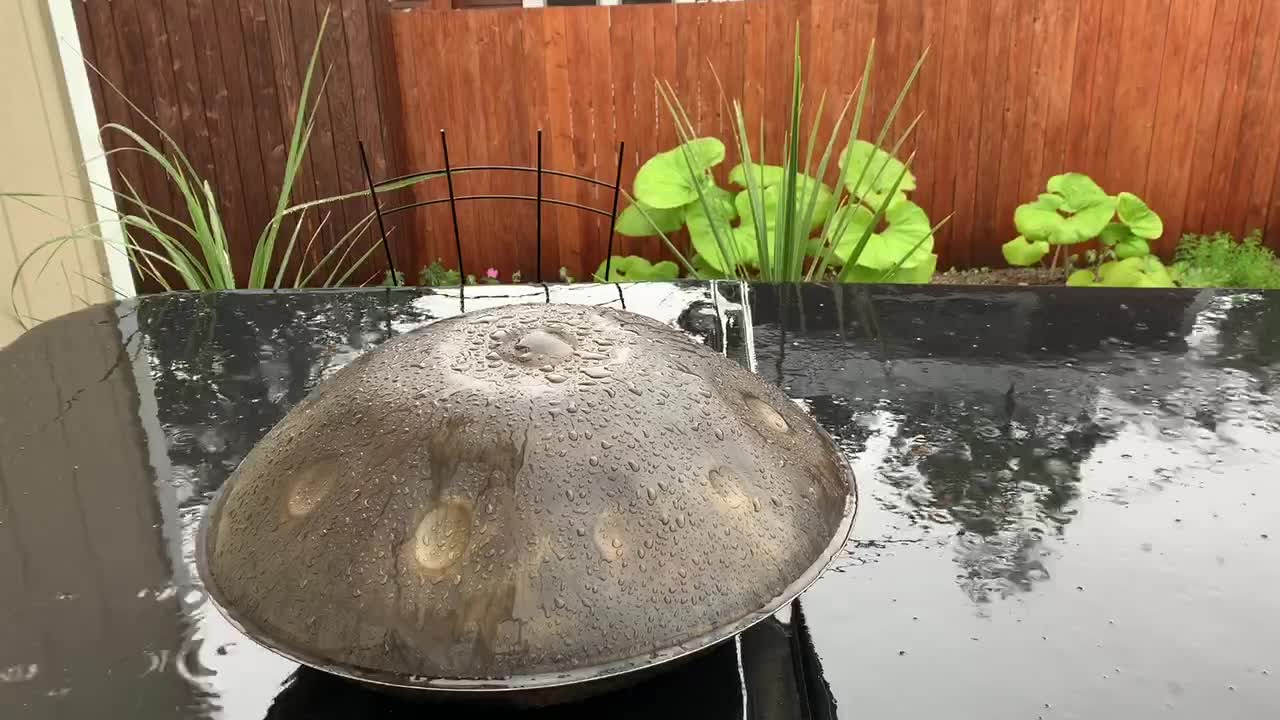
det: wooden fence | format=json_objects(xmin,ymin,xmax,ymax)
[
  {"xmin": 76, "ymin": 0, "xmax": 1280, "ymax": 290},
  {"xmin": 72, "ymin": 0, "xmax": 407, "ymax": 288}
]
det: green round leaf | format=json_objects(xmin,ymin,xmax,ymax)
[
  {"xmin": 1013, "ymin": 201, "xmax": 1063, "ymax": 243},
  {"xmin": 833, "ymin": 201, "xmax": 935, "ymax": 271},
  {"xmin": 1002, "ymin": 235, "xmax": 1051, "ymax": 266},
  {"xmin": 1113, "ymin": 237, "xmax": 1151, "ymax": 259},
  {"xmin": 1092, "ymin": 256, "xmax": 1176, "ymax": 288},
  {"xmin": 1067, "ymin": 269, "xmax": 1098, "ymax": 287},
  {"xmin": 691, "ymin": 253, "xmax": 730, "ymax": 279},
  {"xmin": 687, "ymin": 203, "xmax": 753, "ymax": 274},
  {"xmin": 633, "ymin": 138, "xmax": 726, "ymax": 209},
  {"xmin": 1046, "ymin": 173, "xmax": 1109, "ymax": 212},
  {"xmin": 1116, "ymin": 192, "xmax": 1164, "ymax": 240},
  {"xmin": 1062, "ymin": 199, "xmax": 1118, "ymax": 243},
  {"xmin": 728, "ymin": 162, "xmax": 787, "ymax": 188},
  {"xmin": 839, "ymin": 253, "xmax": 938, "ymax": 284},
  {"xmin": 840, "ymin": 140, "xmax": 917, "ymax": 200},
  {"xmin": 593, "ymin": 256, "xmax": 682, "ymax": 282},
  {"xmin": 733, "ymin": 176, "xmax": 833, "ymax": 231},
  {"xmin": 1098, "ymin": 222, "xmax": 1133, "ymax": 247},
  {"xmin": 614, "ymin": 202, "xmax": 684, "ymax": 237}
]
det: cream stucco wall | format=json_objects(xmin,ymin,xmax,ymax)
[{"xmin": 0, "ymin": 0, "xmax": 117, "ymax": 348}]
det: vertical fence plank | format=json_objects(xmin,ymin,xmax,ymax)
[
  {"xmin": 910, "ymin": 0, "xmax": 948, "ymax": 218},
  {"xmin": 185, "ymin": 0, "xmax": 255, "ymax": 280},
  {"xmin": 947, "ymin": 0, "xmax": 992, "ymax": 270},
  {"xmin": 1182, "ymin": 0, "xmax": 1245, "ymax": 236},
  {"xmin": 263, "ymin": 1, "xmax": 324, "ymax": 274},
  {"xmin": 1227, "ymin": 0, "xmax": 1280, "ymax": 240},
  {"xmin": 1104, "ymin": 0, "xmax": 1172, "ymax": 198},
  {"xmin": 522, "ymin": 9, "xmax": 559, "ymax": 280},
  {"xmin": 741, "ymin": 0, "xmax": 767, "ymax": 162},
  {"xmin": 542, "ymin": 7, "xmax": 578, "ymax": 277},
  {"xmin": 211, "ymin": 0, "xmax": 273, "ymax": 278},
  {"xmin": 992, "ymin": 0, "xmax": 1038, "ymax": 258},
  {"xmin": 109, "ymin": 0, "xmax": 170, "ymax": 224},
  {"xmin": 1039, "ymin": 1, "xmax": 1081, "ymax": 185},
  {"xmin": 1144, "ymin": 0, "xmax": 1212, "ymax": 252},
  {"xmin": 970, "ymin": 0, "xmax": 1014, "ymax": 267},
  {"xmin": 609, "ymin": 5, "xmax": 639, "ymax": 263},
  {"xmin": 1200, "ymin": 0, "xmax": 1263, "ymax": 236},
  {"xmin": 1018, "ymin": 0, "xmax": 1053, "ymax": 206},
  {"xmin": 584, "ymin": 7, "xmax": 615, "ymax": 269}
]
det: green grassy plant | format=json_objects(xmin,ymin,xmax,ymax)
[
  {"xmin": 5, "ymin": 8, "xmax": 441, "ymax": 325},
  {"xmin": 1172, "ymin": 231, "xmax": 1280, "ymax": 289}
]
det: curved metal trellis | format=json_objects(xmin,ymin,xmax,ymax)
[{"xmin": 358, "ymin": 129, "xmax": 626, "ymax": 297}]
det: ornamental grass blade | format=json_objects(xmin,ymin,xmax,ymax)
[
  {"xmin": 251, "ymin": 7, "xmax": 332, "ymax": 289},
  {"xmin": 657, "ymin": 79, "xmax": 741, "ymax": 280}
]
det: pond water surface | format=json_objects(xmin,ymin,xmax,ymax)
[{"xmin": 1, "ymin": 283, "xmax": 1276, "ymax": 719}]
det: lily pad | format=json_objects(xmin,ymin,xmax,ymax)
[
  {"xmin": 1098, "ymin": 222, "xmax": 1132, "ymax": 247},
  {"xmin": 1046, "ymin": 173, "xmax": 1109, "ymax": 213},
  {"xmin": 831, "ymin": 201, "xmax": 936, "ymax": 278},
  {"xmin": 614, "ymin": 201, "xmax": 684, "ymax": 237},
  {"xmin": 840, "ymin": 140, "xmax": 917, "ymax": 203},
  {"xmin": 633, "ymin": 138, "xmax": 726, "ymax": 209},
  {"xmin": 1113, "ymin": 237, "xmax": 1151, "ymax": 259},
  {"xmin": 1116, "ymin": 192, "xmax": 1164, "ymax": 240},
  {"xmin": 687, "ymin": 199, "xmax": 753, "ymax": 274},
  {"xmin": 1002, "ymin": 235, "xmax": 1051, "ymax": 266},
  {"xmin": 1015, "ymin": 194, "xmax": 1116, "ymax": 245},
  {"xmin": 593, "ymin": 256, "xmax": 680, "ymax": 283},
  {"xmin": 733, "ymin": 177, "xmax": 834, "ymax": 231},
  {"xmin": 1068, "ymin": 256, "xmax": 1175, "ymax": 288}
]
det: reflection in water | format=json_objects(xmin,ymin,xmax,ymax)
[{"xmin": 750, "ymin": 286, "xmax": 1280, "ymax": 604}]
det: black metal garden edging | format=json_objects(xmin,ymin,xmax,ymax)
[{"xmin": 359, "ymin": 129, "xmax": 626, "ymax": 297}]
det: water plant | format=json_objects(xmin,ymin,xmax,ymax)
[
  {"xmin": 614, "ymin": 33, "xmax": 945, "ymax": 284},
  {"xmin": 1003, "ymin": 173, "xmax": 1173, "ymax": 288}
]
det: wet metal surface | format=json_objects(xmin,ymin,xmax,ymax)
[
  {"xmin": 201, "ymin": 302, "xmax": 854, "ymax": 698},
  {"xmin": 1, "ymin": 283, "xmax": 1277, "ymax": 719}
]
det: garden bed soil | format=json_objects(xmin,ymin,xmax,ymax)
[{"xmin": 932, "ymin": 267, "xmax": 1068, "ymax": 286}]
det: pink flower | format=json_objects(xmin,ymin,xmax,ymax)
[{"xmin": 485, "ymin": 267, "xmax": 499, "ymax": 279}]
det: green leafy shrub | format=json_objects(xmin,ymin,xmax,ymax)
[
  {"xmin": 1003, "ymin": 173, "xmax": 1173, "ymax": 288},
  {"xmin": 613, "ymin": 35, "xmax": 942, "ymax": 284},
  {"xmin": 1171, "ymin": 231, "xmax": 1280, "ymax": 289},
  {"xmin": 416, "ymin": 260, "xmax": 461, "ymax": 286}
]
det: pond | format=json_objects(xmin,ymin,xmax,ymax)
[{"xmin": 1, "ymin": 283, "xmax": 1276, "ymax": 719}]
